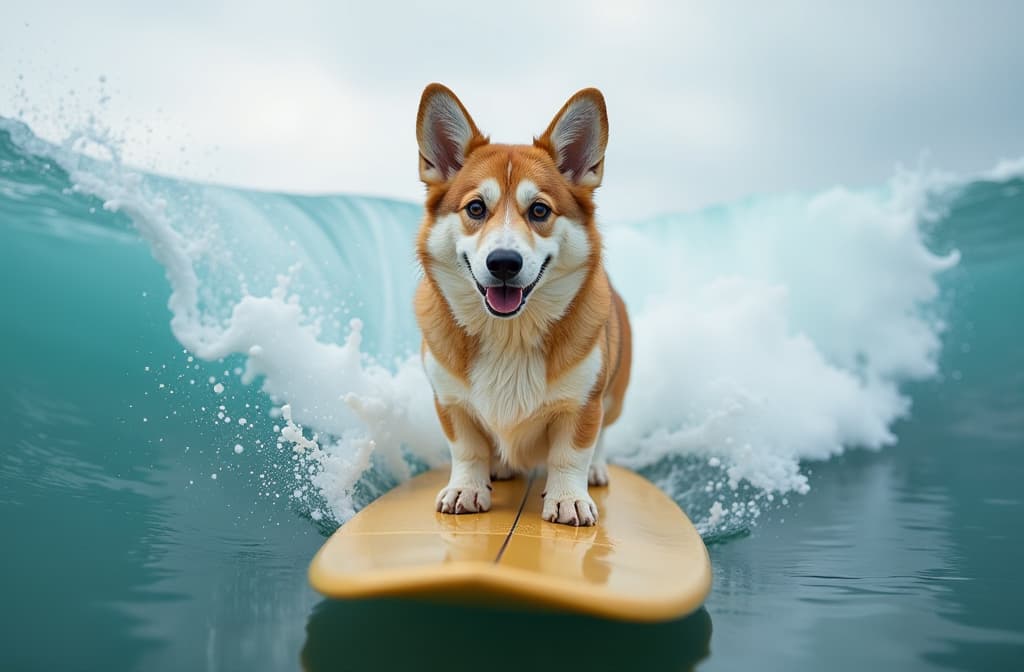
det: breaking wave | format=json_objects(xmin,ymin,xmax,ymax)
[{"xmin": 4, "ymin": 114, "xmax": 1004, "ymax": 537}]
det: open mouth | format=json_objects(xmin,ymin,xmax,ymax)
[{"xmin": 463, "ymin": 255, "xmax": 552, "ymax": 317}]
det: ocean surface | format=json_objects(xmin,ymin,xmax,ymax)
[{"xmin": 1, "ymin": 117, "xmax": 1022, "ymax": 670}]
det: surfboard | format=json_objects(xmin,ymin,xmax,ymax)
[{"xmin": 308, "ymin": 465, "xmax": 711, "ymax": 622}]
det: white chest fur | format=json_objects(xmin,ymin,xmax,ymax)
[
  {"xmin": 468, "ymin": 343, "xmax": 548, "ymax": 430},
  {"xmin": 424, "ymin": 344, "xmax": 602, "ymax": 434}
]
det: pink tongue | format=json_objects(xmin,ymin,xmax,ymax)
[{"xmin": 485, "ymin": 286, "xmax": 524, "ymax": 314}]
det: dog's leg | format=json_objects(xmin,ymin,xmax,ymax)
[
  {"xmin": 435, "ymin": 405, "xmax": 492, "ymax": 514},
  {"xmin": 490, "ymin": 444, "xmax": 520, "ymax": 481},
  {"xmin": 542, "ymin": 408, "xmax": 600, "ymax": 526},
  {"xmin": 588, "ymin": 431, "xmax": 610, "ymax": 487}
]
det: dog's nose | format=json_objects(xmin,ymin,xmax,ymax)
[{"xmin": 486, "ymin": 249, "xmax": 523, "ymax": 281}]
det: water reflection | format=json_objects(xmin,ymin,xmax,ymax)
[
  {"xmin": 0, "ymin": 383, "xmax": 174, "ymax": 671},
  {"xmin": 302, "ymin": 599, "xmax": 712, "ymax": 672}
]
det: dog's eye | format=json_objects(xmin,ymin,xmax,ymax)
[
  {"xmin": 466, "ymin": 199, "xmax": 487, "ymax": 220},
  {"xmin": 529, "ymin": 202, "xmax": 551, "ymax": 223}
]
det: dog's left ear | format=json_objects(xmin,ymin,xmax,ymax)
[{"xmin": 535, "ymin": 88, "xmax": 608, "ymax": 189}]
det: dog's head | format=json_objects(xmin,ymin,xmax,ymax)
[{"xmin": 415, "ymin": 84, "xmax": 607, "ymax": 330}]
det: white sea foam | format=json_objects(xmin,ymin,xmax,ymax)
[
  {"xmin": 4, "ymin": 116, "xmax": 986, "ymax": 533},
  {"xmin": 987, "ymin": 157, "xmax": 1024, "ymax": 182},
  {"xmin": 602, "ymin": 177, "xmax": 960, "ymax": 505}
]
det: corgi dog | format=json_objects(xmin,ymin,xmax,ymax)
[{"xmin": 413, "ymin": 83, "xmax": 632, "ymax": 526}]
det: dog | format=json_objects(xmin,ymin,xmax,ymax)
[{"xmin": 413, "ymin": 83, "xmax": 632, "ymax": 527}]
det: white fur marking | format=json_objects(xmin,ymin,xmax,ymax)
[
  {"xmin": 427, "ymin": 213, "xmax": 461, "ymax": 261},
  {"xmin": 589, "ymin": 432, "xmax": 610, "ymax": 486},
  {"xmin": 428, "ymin": 213, "xmax": 486, "ymax": 330},
  {"xmin": 543, "ymin": 421, "xmax": 597, "ymax": 525},
  {"xmin": 423, "ymin": 348, "xmax": 468, "ymax": 406},
  {"xmin": 436, "ymin": 213, "xmax": 592, "ymax": 334},
  {"xmin": 478, "ymin": 178, "xmax": 501, "ymax": 210},
  {"xmin": 437, "ymin": 410, "xmax": 493, "ymax": 514},
  {"xmin": 516, "ymin": 179, "xmax": 540, "ymax": 210},
  {"xmin": 468, "ymin": 341, "xmax": 547, "ymax": 430},
  {"xmin": 546, "ymin": 345, "xmax": 602, "ymax": 405}
]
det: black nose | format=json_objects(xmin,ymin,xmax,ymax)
[{"xmin": 486, "ymin": 249, "xmax": 523, "ymax": 281}]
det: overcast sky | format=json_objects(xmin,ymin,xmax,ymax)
[{"xmin": 2, "ymin": 1, "xmax": 1022, "ymax": 221}]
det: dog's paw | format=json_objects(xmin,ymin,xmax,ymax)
[
  {"xmin": 436, "ymin": 484, "xmax": 492, "ymax": 514},
  {"xmin": 542, "ymin": 491, "xmax": 598, "ymax": 527},
  {"xmin": 588, "ymin": 460, "xmax": 610, "ymax": 487},
  {"xmin": 490, "ymin": 462, "xmax": 520, "ymax": 481}
]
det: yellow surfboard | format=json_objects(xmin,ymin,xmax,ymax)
[{"xmin": 308, "ymin": 466, "xmax": 711, "ymax": 622}]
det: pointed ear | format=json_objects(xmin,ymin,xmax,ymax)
[
  {"xmin": 535, "ymin": 88, "xmax": 608, "ymax": 188},
  {"xmin": 416, "ymin": 83, "xmax": 486, "ymax": 185}
]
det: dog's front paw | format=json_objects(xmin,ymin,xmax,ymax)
[
  {"xmin": 588, "ymin": 460, "xmax": 609, "ymax": 487},
  {"xmin": 436, "ymin": 484, "xmax": 492, "ymax": 514},
  {"xmin": 542, "ymin": 491, "xmax": 598, "ymax": 526}
]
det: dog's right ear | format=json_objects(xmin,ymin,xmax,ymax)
[{"xmin": 416, "ymin": 83, "xmax": 487, "ymax": 185}]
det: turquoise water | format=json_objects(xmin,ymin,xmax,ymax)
[{"xmin": 1, "ymin": 119, "xmax": 1022, "ymax": 670}]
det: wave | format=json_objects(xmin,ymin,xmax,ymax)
[{"xmin": 4, "ymin": 115, "xmax": 1000, "ymax": 537}]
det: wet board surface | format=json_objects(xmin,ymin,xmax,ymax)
[{"xmin": 308, "ymin": 466, "xmax": 712, "ymax": 622}]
